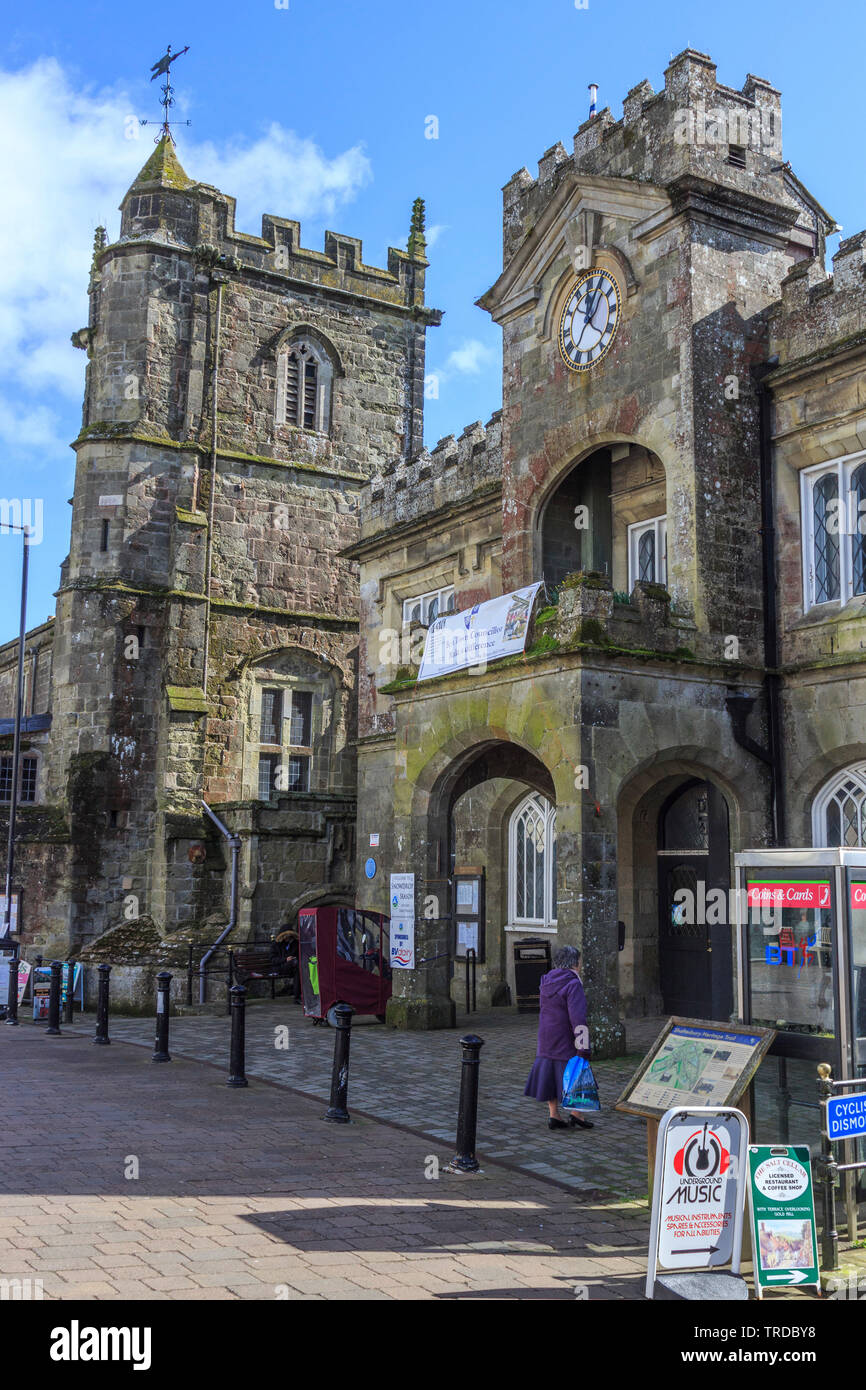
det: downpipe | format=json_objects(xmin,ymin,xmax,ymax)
[{"xmin": 198, "ymin": 799, "xmax": 241, "ymax": 1004}]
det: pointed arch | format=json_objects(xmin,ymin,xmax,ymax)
[{"xmin": 812, "ymin": 761, "xmax": 866, "ymax": 847}]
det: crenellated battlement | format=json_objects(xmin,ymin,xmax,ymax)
[
  {"xmin": 359, "ymin": 412, "xmax": 502, "ymax": 541},
  {"xmin": 115, "ymin": 135, "xmax": 433, "ymax": 315},
  {"xmin": 770, "ymin": 234, "xmax": 866, "ymax": 367},
  {"xmin": 500, "ymin": 49, "xmax": 825, "ymax": 267}
]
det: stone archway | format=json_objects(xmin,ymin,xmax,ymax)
[{"xmin": 616, "ymin": 756, "xmax": 742, "ymax": 1019}]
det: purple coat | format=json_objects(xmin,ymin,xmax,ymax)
[{"xmin": 535, "ymin": 967, "xmax": 588, "ymax": 1061}]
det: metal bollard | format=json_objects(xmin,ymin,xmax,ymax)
[
  {"xmin": 450, "ymin": 1034, "xmax": 485, "ymax": 1173},
  {"xmin": 46, "ymin": 960, "xmax": 63, "ymax": 1036},
  {"xmin": 226, "ymin": 949, "xmax": 234, "ymax": 1016},
  {"xmin": 817, "ymin": 1062, "xmax": 839, "ymax": 1270},
  {"xmin": 153, "ymin": 971, "xmax": 172, "ymax": 1063},
  {"xmin": 324, "ymin": 1003, "xmax": 355, "ymax": 1123},
  {"xmin": 63, "ymin": 960, "xmax": 75, "ymax": 1024},
  {"xmin": 5, "ymin": 946, "xmax": 20, "ymax": 1026},
  {"xmin": 227, "ymin": 984, "xmax": 248, "ymax": 1087},
  {"xmin": 186, "ymin": 944, "xmax": 193, "ymax": 1007},
  {"xmin": 465, "ymin": 948, "xmax": 477, "ymax": 1014},
  {"xmin": 93, "ymin": 963, "xmax": 111, "ymax": 1045}
]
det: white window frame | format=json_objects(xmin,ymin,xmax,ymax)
[
  {"xmin": 801, "ymin": 452, "xmax": 866, "ymax": 612},
  {"xmin": 255, "ymin": 683, "xmax": 315, "ymax": 799},
  {"xmin": 628, "ymin": 515, "xmax": 667, "ymax": 590},
  {"xmin": 812, "ymin": 761, "xmax": 866, "ymax": 847},
  {"xmin": 507, "ymin": 792, "xmax": 558, "ymax": 930},
  {"xmin": 402, "ymin": 586, "xmax": 455, "ymax": 627}
]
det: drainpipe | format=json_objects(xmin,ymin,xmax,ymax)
[
  {"xmin": 198, "ymin": 798, "xmax": 241, "ymax": 1004},
  {"xmin": 755, "ymin": 356, "xmax": 786, "ymax": 845},
  {"xmin": 200, "ymin": 272, "xmax": 226, "ymax": 699}
]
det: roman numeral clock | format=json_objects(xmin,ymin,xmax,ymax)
[{"xmin": 558, "ymin": 268, "xmax": 621, "ymax": 371}]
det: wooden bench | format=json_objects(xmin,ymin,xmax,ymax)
[{"xmin": 229, "ymin": 940, "xmax": 298, "ymax": 998}]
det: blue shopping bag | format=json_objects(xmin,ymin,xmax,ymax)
[{"xmin": 561, "ymin": 1054, "xmax": 601, "ymax": 1111}]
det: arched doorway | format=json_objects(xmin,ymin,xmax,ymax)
[
  {"xmin": 657, "ymin": 779, "xmax": 732, "ymax": 1019},
  {"xmin": 442, "ymin": 741, "xmax": 556, "ymax": 1008}
]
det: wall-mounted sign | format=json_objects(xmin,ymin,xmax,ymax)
[
  {"xmin": 0, "ymin": 894, "xmax": 20, "ymax": 937},
  {"xmin": 747, "ymin": 1145, "xmax": 819, "ymax": 1296},
  {"xmin": 389, "ymin": 918, "xmax": 415, "ymax": 970},
  {"xmin": 617, "ymin": 1017, "xmax": 775, "ymax": 1120},
  {"xmin": 826, "ymin": 1090, "xmax": 866, "ymax": 1141},
  {"xmin": 417, "ymin": 582, "xmax": 544, "ymax": 682},
  {"xmin": 747, "ymin": 881, "xmax": 831, "ymax": 909},
  {"xmin": 364, "ymin": 858, "xmax": 377, "ymax": 880},
  {"xmin": 369, "ymin": 833, "xmax": 380, "ymax": 848},
  {"xmin": 389, "ymin": 873, "xmax": 415, "ymax": 917}
]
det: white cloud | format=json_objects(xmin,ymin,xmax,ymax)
[
  {"xmin": 445, "ymin": 339, "xmax": 494, "ymax": 375},
  {"xmin": 0, "ymin": 58, "xmax": 372, "ymax": 454}
]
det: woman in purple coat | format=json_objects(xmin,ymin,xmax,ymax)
[{"xmin": 524, "ymin": 945, "xmax": 594, "ymax": 1130}]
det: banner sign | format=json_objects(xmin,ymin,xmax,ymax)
[
  {"xmin": 389, "ymin": 918, "xmax": 415, "ymax": 970},
  {"xmin": 389, "ymin": 874, "xmax": 415, "ymax": 970},
  {"xmin": 417, "ymin": 582, "xmax": 544, "ymax": 682},
  {"xmin": 747, "ymin": 1145, "xmax": 819, "ymax": 1296},
  {"xmin": 747, "ymin": 881, "xmax": 831, "ymax": 909},
  {"xmin": 0, "ymin": 955, "xmax": 30, "ymax": 1006}
]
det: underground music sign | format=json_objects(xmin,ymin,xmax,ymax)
[{"xmin": 655, "ymin": 1110, "xmax": 747, "ymax": 1270}]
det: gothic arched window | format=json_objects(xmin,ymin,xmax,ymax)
[
  {"xmin": 813, "ymin": 763, "xmax": 866, "ymax": 847},
  {"xmin": 277, "ymin": 337, "xmax": 333, "ymax": 433},
  {"xmin": 508, "ymin": 792, "xmax": 557, "ymax": 927}
]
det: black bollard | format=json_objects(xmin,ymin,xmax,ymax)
[
  {"xmin": 324, "ymin": 1003, "xmax": 355, "ymax": 1123},
  {"xmin": 93, "ymin": 963, "xmax": 111, "ymax": 1045},
  {"xmin": 227, "ymin": 984, "xmax": 248, "ymax": 1087},
  {"xmin": 153, "ymin": 971, "xmax": 172, "ymax": 1063},
  {"xmin": 46, "ymin": 960, "xmax": 63, "ymax": 1036},
  {"xmin": 5, "ymin": 946, "xmax": 20, "ymax": 1026},
  {"xmin": 450, "ymin": 1034, "xmax": 485, "ymax": 1173},
  {"xmin": 63, "ymin": 960, "xmax": 75, "ymax": 1024}
]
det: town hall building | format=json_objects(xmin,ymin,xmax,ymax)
[{"xmin": 2, "ymin": 50, "xmax": 866, "ymax": 1050}]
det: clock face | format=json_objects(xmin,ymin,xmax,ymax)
[{"xmin": 558, "ymin": 269, "xmax": 621, "ymax": 372}]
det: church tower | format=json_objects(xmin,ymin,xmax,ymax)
[{"xmin": 47, "ymin": 131, "xmax": 440, "ymax": 963}]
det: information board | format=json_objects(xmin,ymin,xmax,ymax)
[
  {"xmin": 747, "ymin": 1145, "xmax": 820, "ymax": 1297},
  {"xmin": 617, "ymin": 1017, "xmax": 776, "ymax": 1120}
]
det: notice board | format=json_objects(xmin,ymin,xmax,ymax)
[{"xmin": 617, "ymin": 1017, "xmax": 776, "ymax": 1120}]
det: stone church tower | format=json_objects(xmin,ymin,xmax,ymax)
[{"xmin": 0, "ymin": 133, "xmax": 440, "ymax": 991}]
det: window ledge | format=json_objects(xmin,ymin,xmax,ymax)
[
  {"xmin": 504, "ymin": 923, "xmax": 558, "ymax": 934},
  {"xmin": 790, "ymin": 594, "xmax": 866, "ymax": 631}
]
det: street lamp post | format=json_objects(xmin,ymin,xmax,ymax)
[{"xmin": 4, "ymin": 524, "xmax": 30, "ymax": 1025}]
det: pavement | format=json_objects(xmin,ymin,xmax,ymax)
[
  {"xmin": 61, "ymin": 1000, "xmax": 662, "ymax": 1198},
  {"xmin": 0, "ymin": 1021, "xmax": 651, "ymax": 1301}
]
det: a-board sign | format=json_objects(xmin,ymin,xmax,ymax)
[
  {"xmin": 646, "ymin": 1106, "xmax": 749, "ymax": 1299},
  {"xmin": 747, "ymin": 1146, "xmax": 820, "ymax": 1297},
  {"xmin": 617, "ymin": 1017, "xmax": 776, "ymax": 1120},
  {"xmin": 0, "ymin": 955, "xmax": 30, "ymax": 1006},
  {"xmin": 826, "ymin": 1091, "xmax": 866, "ymax": 1141}
]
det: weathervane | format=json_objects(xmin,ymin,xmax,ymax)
[{"xmin": 140, "ymin": 45, "xmax": 191, "ymax": 141}]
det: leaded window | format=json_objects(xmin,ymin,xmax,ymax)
[
  {"xmin": 814, "ymin": 763, "xmax": 866, "ymax": 848},
  {"xmin": 509, "ymin": 792, "xmax": 557, "ymax": 927},
  {"xmin": 802, "ymin": 454, "xmax": 866, "ymax": 610}
]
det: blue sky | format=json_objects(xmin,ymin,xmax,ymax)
[{"xmin": 1, "ymin": 0, "xmax": 865, "ymax": 628}]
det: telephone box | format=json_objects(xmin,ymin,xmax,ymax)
[{"xmin": 735, "ymin": 848, "xmax": 866, "ymax": 1223}]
